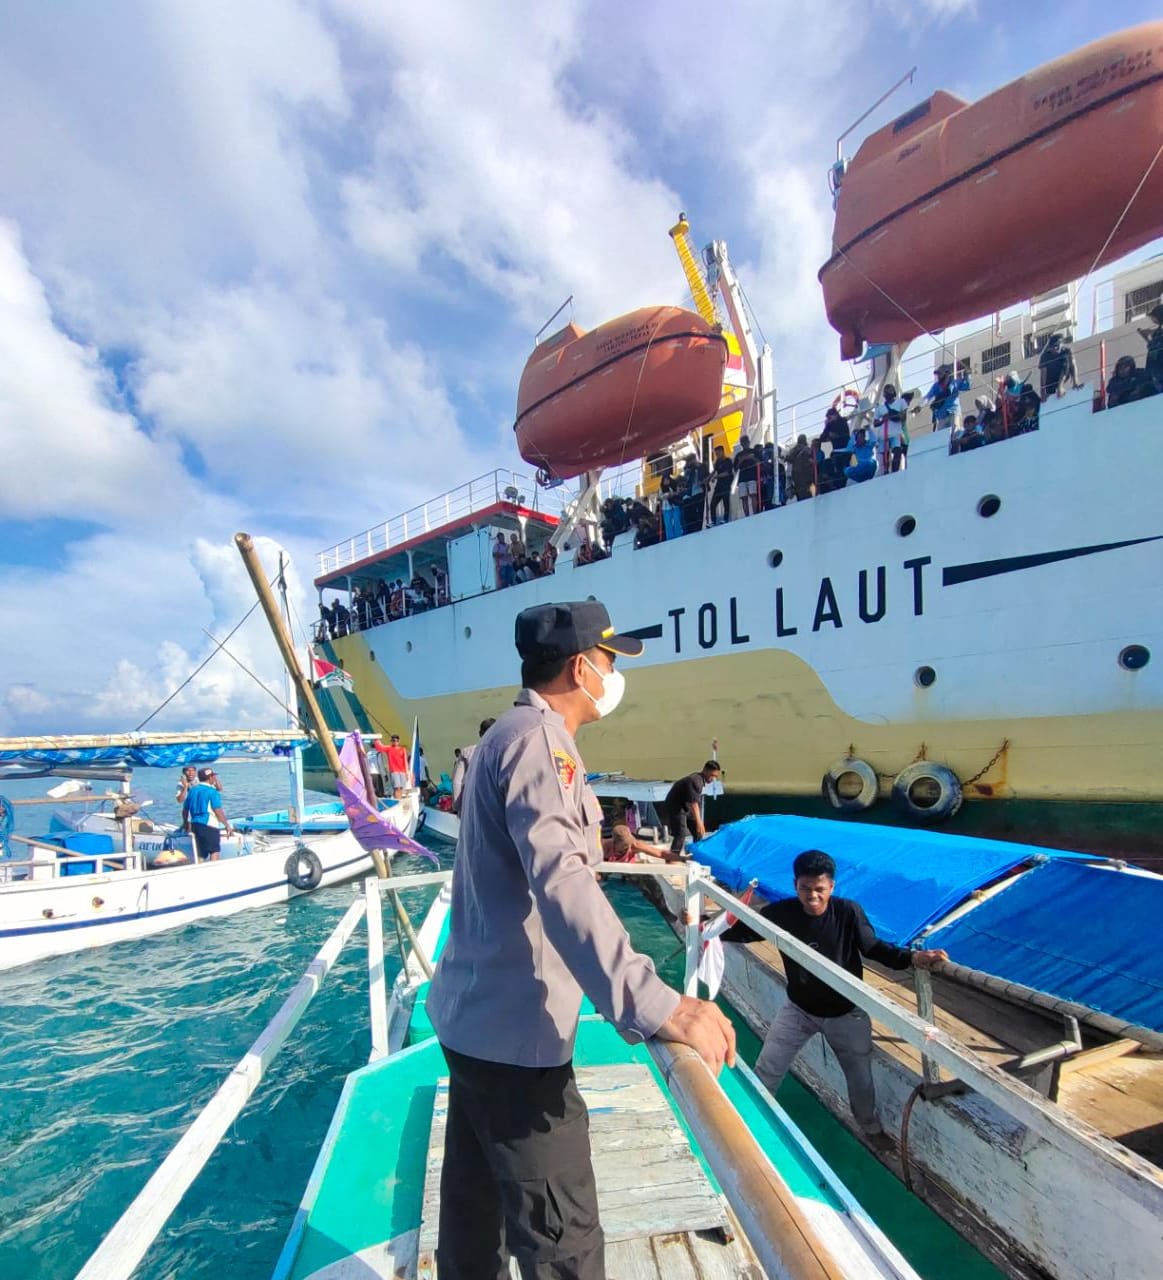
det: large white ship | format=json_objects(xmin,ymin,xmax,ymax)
[{"xmin": 307, "ymin": 26, "xmax": 1163, "ymax": 862}]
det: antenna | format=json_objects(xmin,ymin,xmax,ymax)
[
  {"xmin": 835, "ymin": 66, "xmax": 918, "ymax": 165},
  {"xmin": 535, "ymin": 295, "xmax": 574, "ymax": 343}
]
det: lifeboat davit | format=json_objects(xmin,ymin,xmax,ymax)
[
  {"xmin": 515, "ymin": 306, "xmax": 727, "ymax": 481},
  {"xmin": 821, "ymin": 22, "xmax": 1163, "ymax": 359}
]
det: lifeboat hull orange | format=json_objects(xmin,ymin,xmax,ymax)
[
  {"xmin": 515, "ymin": 306, "xmax": 727, "ymax": 480},
  {"xmin": 820, "ymin": 23, "xmax": 1163, "ymax": 358}
]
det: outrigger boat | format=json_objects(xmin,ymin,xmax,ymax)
[
  {"xmin": 74, "ymin": 863, "xmax": 952, "ymax": 1280},
  {"xmin": 0, "ymin": 729, "xmax": 422, "ymax": 973},
  {"xmin": 641, "ymin": 817, "xmax": 1163, "ymax": 1280}
]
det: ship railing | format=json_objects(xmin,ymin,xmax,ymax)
[
  {"xmin": 75, "ymin": 861, "xmax": 1154, "ymax": 1280},
  {"xmin": 315, "ymin": 468, "xmax": 570, "ymax": 579}
]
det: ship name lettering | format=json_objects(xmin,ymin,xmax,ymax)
[
  {"xmin": 669, "ymin": 606, "xmax": 686, "ymax": 652},
  {"xmin": 698, "ymin": 603, "xmax": 718, "ymax": 649},
  {"xmin": 670, "ymin": 597, "xmax": 752, "ymax": 652},
  {"xmin": 775, "ymin": 557, "xmax": 931, "ymax": 636}
]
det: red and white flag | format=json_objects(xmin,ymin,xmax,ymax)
[
  {"xmin": 311, "ymin": 654, "xmax": 353, "ymax": 691},
  {"xmin": 697, "ymin": 881, "xmax": 757, "ymax": 1000}
]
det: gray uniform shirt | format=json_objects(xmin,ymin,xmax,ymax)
[{"xmin": 427, "ymin": 688, "xmax": 680, "ymax": 1067}]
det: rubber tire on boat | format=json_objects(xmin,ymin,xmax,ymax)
[
  {"xmin": 285, "ymin": 846, "xmax": 324, "ymax": 891},
  {"xmin": 891, "ymin": 762, "xmax": 963, "ymax": 823},
  {"xmin": 821, "ymin": 758, "xmax": 879, "ymax": 814},
  {"xmin": 416, "ymin": 808, "xmax": 427, "ymax": 835}
]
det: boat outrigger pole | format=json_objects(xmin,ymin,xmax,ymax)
[{"xmin": 233, "ymin": 534, "xmax": 386, "ymax": 881}]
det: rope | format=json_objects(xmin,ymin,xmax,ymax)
[
  {"xmin": 134, "ymin": 598, "xmax": 261, "ymax": 730},
  {"xmin": 1070, "ymin": 138, "xmax": 1163, "ymax": 316},
  {"xmin": 200, "ymin": 628, "xmax": 303, "ymax": 726}
]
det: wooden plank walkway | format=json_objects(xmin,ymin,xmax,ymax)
[{"xmin": 418, "ymin": 1063, "xmax": 734, "ymax": 1275}]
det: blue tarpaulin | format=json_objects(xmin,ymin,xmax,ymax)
[
  {"xmin": 0, "ymin": 740, "xmax": 309, "ymax": 769},
  {"xmin": 926, "ymin": 860, "xmax": 1163, "ymax": 1032},
  {"xmin": 693, "ymin": 815, "xmax": 1068, "ymax": 948}
]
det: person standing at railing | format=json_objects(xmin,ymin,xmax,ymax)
[
  {"xmin": 721, "ymin": 848, "xmax": 946, "ymax": 1152},
  {"xmin": 1138, "ymin": 303, "xmax": 1163, "ymax": 394},
  {"xmin": 924, "ymin": 364, "xmax": 970, "ymax": 432},
  {"xmin": 492, "ymin": 531, "xmax": 513, "ymax": 589},
  {"xmin": 426, "ymin": 600, "xmax": 735, "ymax": 1280}
]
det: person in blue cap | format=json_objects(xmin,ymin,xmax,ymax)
[{"xmin": 427, "ymin": 599, "xmax": 736, "ymax": 1279}]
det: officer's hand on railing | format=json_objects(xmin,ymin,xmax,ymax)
[{"xmin": 657, "ymin": 995, "xmax": 737, "ymax": 1074}]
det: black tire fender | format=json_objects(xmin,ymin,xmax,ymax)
[
  {"xmin": 891, "ymin": 762, "xmax": 963, "ymax": 823},
  {"xmin": 285, "ymin": 846, "xmax": 324, "ymax": 891},
  {"xmin": 821, "ymin": 758, "xmax": 879, "ymax": 813}
]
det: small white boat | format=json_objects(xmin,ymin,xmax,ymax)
[{"xmin": 0, "ymin": 731, "xmax": 422, "ymax": 972}]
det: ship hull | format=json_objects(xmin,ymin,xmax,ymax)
[{"xmin": 319, "ymin": 390, "xmax": 1163, "ymax": 860}]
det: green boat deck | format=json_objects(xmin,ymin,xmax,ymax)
[{"xmin": 274, "ymin": 1008, "xmax": 902, "ymax": 1279}]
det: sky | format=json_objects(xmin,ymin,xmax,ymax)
[{"xmin": 1, "ymin": 0, "xmax": 1159, "ymax": 736}]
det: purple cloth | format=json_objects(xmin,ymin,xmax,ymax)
[{"xmin": 337, "ymin": 732, "xmax": 435, "ymax": 863}]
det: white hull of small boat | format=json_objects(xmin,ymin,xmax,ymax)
[
  {"xmin": 420, "ymin": 805, "xmax": 459, "ymax": 842},
  {"xmin": 0, "ymin": 830, "xmax": 373, "ymax": 971}
]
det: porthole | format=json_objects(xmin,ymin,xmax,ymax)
[
  {"xmin": 463, "ymin": 626, "xmax": 472, "ymax": 639},
  {"xmin": 768, "ymin": 549, "xmax": 784, "ymax": 568},
  {"xmin": 977, "ymin": 494, "xmax": 1001, "ymax": 518},
  {"xmin": 404, "ymin": 641, "xmax": 412, "ymax": 653},
  {"xmin": 914, "ymin": 665, "xmax": 937, "ymax": 688},
  {"xmin": 369, "ymin": 650, "xmax": 376, "ymax": 662},
  {"xmin": 896, "ymin": 515, "xmax": 917, "ymax": 537},
  {"xmin": 1119, "ymin": 645, "xmax": 1150, "ymax": 671}
]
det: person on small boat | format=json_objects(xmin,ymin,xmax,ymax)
[
  {"xmin": 426, "ymin": 599, "xmax": 735, "ymax": 1280},
  {"xmin": 602, "ymin": 803, "xmax": 670, "ymax": 863},
  {"xmin": 182, "ymin": 769, "xmax": 233, "ymax": 862},
  {"xmin": 450, "ymin": 717, "xmax": 496, "ymax": 815},
  {"xmin": 662, "ymin": 761, "xmax": 722, "ymax": 857},
  {"xmin": 374, "ymin": 734, "xmax": 411, "ymax": 798},
  {"xmin": 174, "ymin": 765, "xmax": 196, "ymax": 804},
  {"xmin": 721, "ymin": 849, "xmax": 947, "ymax": 1150}
]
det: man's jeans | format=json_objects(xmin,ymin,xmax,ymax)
[{"xmin": 755, "ymin": 1002, "xmax": 881, "ymax": 1133}]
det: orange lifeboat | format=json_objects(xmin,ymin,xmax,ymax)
[
  {"xmin": 820, "ymin": 22, "xmax": 1163, "ymax": 359},
  {"xmin": 515, "ymin": 306, "xmax": 727, "ymax": 481}
]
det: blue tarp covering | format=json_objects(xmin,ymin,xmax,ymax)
[
  {"xmin": 0, "ymin": 739, "xmax": 309, "ymax": 768},
  {"xmin": 693, "ymin": 815, "xmax": 1070, "ymax": 948},
  {"xmin": 926, "ymin": 860, "xmax": 1163, "ymax": 1032}
]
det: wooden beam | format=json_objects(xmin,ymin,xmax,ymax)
[{"xmin": 1060, "ymin": 1039, "xmax": 1141, "ymax": 1076}]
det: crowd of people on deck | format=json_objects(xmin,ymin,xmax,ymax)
[{"xmin": 314, "ymin": 313, "xmax": 1163, "ymax": 638}]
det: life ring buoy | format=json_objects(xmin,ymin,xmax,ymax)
[
  {"xmin": 285, "ymin": 846, "xmax": 324, "ymax": 891},
  {"xmin": 891, "ymin": 762, "xmax": 962, "ymax": 822},
  {"xmin": 832, "ymin": 389, "xmax": 861, "ymax": 416},
  {"xmin": 821, "ymin": 758, "xmax": 879, "ymax": 813}
]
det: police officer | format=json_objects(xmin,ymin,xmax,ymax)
[{"xmin": 426, "ymin": 600, "xmax": 735, "ymax": 1279}]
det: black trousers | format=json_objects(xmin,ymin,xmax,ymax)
[
  {"xmin": 666, "ymin": 807, "xmax": 690, "ymax": 853},
  {"xmin": 437, "ymin": 1045, "xmax": 605, "ymax": 1280}
]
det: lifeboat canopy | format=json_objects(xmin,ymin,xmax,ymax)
[
  {"xmin": 820, "ymin": 22, "xmax": 1163, "ymax": 358},
  {"xmin": 514, "ymin": 305, "xmax": 728, "ymax": 482}
]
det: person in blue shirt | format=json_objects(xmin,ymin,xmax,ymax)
[
  {"xmin": 844, "ymin": 426, "xmax": 878, "ymax": 483},
  {"xmin": 924, "ymin": 364, "xmax": 970, "ymax": 430},
  {"xmin": 183, "ymin": 768, "xmax": 233, "ymax": 861}
]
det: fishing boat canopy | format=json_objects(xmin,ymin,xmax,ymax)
[
  {"xmin": 0, "ymin": 729, "xmax": 311, "ymax": 771},
  {"xmin": 698, "ymin": 815, "xmax": 1163, "ymax": 1034}
]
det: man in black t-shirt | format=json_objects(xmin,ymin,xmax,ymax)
[
  {"xmin": 722, "ymin": 849, "xmax": 947, "ymax": 1145},
  {"xmin": 662, "ymin": 760, "xmax": 721, "ymax": 855}
]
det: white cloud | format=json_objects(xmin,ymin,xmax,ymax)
[{"xmin": 0, "ymin": 220, "xmax": 191, "ymax": 522}]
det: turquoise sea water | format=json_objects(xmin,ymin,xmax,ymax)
[{"xmin": 0, "ymin": 761, "xmax": 999, "ymax": 1279}]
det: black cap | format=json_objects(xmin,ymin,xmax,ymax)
[
  {"xmin": 515, "ymin": 601, "xmax": 644, "ymax": 662},
  {"xmin": 197, "ymin": 768, "xmax": 214, "ymax": 781}
]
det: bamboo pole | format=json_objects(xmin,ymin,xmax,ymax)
[
  {"xmin": 233, "ymin": 533, "xmax": 430, "ymax": 966},
  {"xmin": 648, "ymin": 1040, "xmax": 847, "ymax": 1280}
]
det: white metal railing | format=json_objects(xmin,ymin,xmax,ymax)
[
  {"xmin": 683, "ymin": 872, "xmax": 1159, "ymax": 1175},
  {"xmin": 315, "ymin": 469, "xmax": 570, "ymax": 579}
]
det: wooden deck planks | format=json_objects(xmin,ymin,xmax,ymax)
[{"xmin": 417, "ymin": 1063, "xmax": 731, "ymax": 1273}]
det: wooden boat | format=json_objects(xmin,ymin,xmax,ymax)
[
  {"xmin": 642, "ymin": 817, "xmax": 1163, "ymax": 1280},
  {"xmin": 76, "ymin": 865, "xmax": 939, "ymax": 1280},
  {"xmin": 821, "ymin": 21, "xmax": 1163, "ymax": 357},
  {"xmin": 514, "ymin": 305, "xmax": 727, "ymax": 480},
  {"xmin": 0, "ymin": 735, "xmax": 421, "ymax": 972}
]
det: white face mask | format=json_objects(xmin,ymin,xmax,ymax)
[{"xmin": 581, "ymin": 655, "xmax": 626, "ymax": 718}]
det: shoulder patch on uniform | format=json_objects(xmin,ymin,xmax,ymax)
[{"xmin": 552, "ymin": 748, "xmax": 577, "ymax": 791}]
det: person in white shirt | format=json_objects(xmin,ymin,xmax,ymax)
[{"xmin": 873, "ymin": 384, "xmax": 909, "ymax": 472}]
